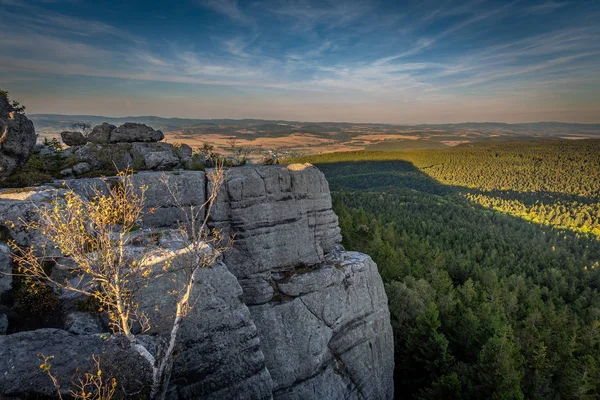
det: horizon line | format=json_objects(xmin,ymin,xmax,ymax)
[{"xmin": 28, "ymin": 113, "xmax": 600, "ymax": 127}]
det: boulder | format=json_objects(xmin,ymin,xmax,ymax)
[
  {"xmin": 0, "ymin": 94, "xmax": 36, "ymax": 180},
  {"xmin": 88, "ymin": 122, "xmax": 115, "ymax": 144},
  {"xmin": 74, "ymin": 142, "xmax": 133, "ymax": 171},
  {"xmin": 109, "ymin": 123, "xmax": 164, "ymax": 143},
  {"xmin": 72, "ymin": 162, "xmax": 91, "ymax": 175},
  {"xmin": 176, "ymin": 143, "xmax": 193, "ymax": 161},
  {"xmin": 144, "ymin": 151, "xmax": 180, "ymax": 169},
  {"xmin": 60, "ymin": 131, "xmax": 87, "ymax": 146},
  {"xmin": 0, "ymin": 187, "xmax": 69, "ymax": 257},
  {"xmin": 60, "ymin": 167, "xmax": 73, "ymax": 176}
]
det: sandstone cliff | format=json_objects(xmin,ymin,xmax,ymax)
[{"xmin": 0, "ymin": 164, "xmax": 394, "ymax": 399}]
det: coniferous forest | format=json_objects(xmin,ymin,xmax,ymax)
[{"xmin": 289, "ymin": 140, "xmax": 600, "ymax": 399}]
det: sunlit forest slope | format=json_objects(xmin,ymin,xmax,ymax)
[{"xmin": 288, "ymin": 140, "xmax": 600, "ymax": 399}]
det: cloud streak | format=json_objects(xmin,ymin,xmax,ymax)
[{"xmin": 1, "ymin": 0, "xmax": 599, "ymax": 123}]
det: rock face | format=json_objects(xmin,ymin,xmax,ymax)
[
  {"xmin": 209, "ymin": 164, "xmax": 343, "ymax": 304},
  {"xmin": 0, "ymin": 165, "xmax": 394, "ymax": 399},
  {"xmin": 137, "ymin": 260, "xmax": 273, "ymax": 399},
  {"xmin": 0, "ymin": 94, "xmax": 36, "ymax": 180},
  {"xmin": 210, "ymin": 165, "xmax": 393, "ymax": 399}
]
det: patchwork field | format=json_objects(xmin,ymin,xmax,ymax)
[{"xmin": 30, "ymin": 115, "xmax": 600, "ymax": 159}]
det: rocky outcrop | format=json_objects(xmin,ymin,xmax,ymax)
[
  {"xmin": 58, "ymin": 122, "xmax": 189, "ymax": 174},
  {"xmin": 0, "ymin": 165, "xmax": 394, "ymax": 399},
  {"xmin": 109, "ymin": 122, "xmax": 164, "ymax": 143},
  {"xmin": 88, "ymin": 122, "xmax": 115, "ymax": 144},
  {"xmin": 210, "ymin": 165, "xmax": 393, "ymax": 399},
  {"xmin": 209, "ymin": 164, "xmax": 343, "ymax": 304},
  {"xmin": 0, "ymin": 94, "xmax": 36, "ymax": 180}
]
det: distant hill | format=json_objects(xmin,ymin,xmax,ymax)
[
  {"xmin": 30, "ymin": 114, "xmax": 600, "ymax": 136},
  {"xmin": 30, "ymin": 114, "xmax": 600, "ymax": 157}
]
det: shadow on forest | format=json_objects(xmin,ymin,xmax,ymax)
[
  {"xmin": 314, "ymin": 159, "xmax": 600, "ymax": 399},
  {"xmin": 318, "ymin": 159, "xmax": 598, "ymax": 205},
  {"xmin": 316, "ymin": 159, "xmax": 600, "ymax": 261}
]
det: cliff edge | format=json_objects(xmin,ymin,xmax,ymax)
[{"xmin": 0, "ymin": 164, "xmax": 394, "ymax": 399}]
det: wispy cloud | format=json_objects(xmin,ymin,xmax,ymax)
[
  {"xmin": 199, "ymin": 0, "xmax": 254, "ymax": 25},
  {"xmin": 267, "ymin": 0, "xmax": 372, "ymax": 30},
  {"xmin": 376, "ymin": 1, "xmax": 516, "ymax": 64},
  {"xmin": 526, "ymin": 1, "xmax": 568, "ymax": 15},
  {"xmin": 1, "ymin": 0, "xmax": 599, "ymax": 122}
]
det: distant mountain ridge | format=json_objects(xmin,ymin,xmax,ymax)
[
  {"xmin": 29, "ymin": 114, "xmax": 600, "ymax": 131},
  {"xmin": 30, "ymin": 114, "xmax": 600, "ymax": 150}
]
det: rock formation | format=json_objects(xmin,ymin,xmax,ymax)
[
  {"xmin": 0, "ymin": 165, "xmax": 394, "ymax": 399},
  {"xmin": 87, "ymin": 122, "xmax": 115, "ymax": 144},
  {"xmin": 59, "ymin": 122, "xmax": 191, "ymax": 174},
  {"xmin": 60, "ymin": 130, "xmax": 87, "ymax": 146},
  {"xmin": 109, "ymin": 122, "xmax": 165, "ymax": 143},
  {"xmin": 0, "ymin": 94, "xmax": 36, "ymax": 180}
]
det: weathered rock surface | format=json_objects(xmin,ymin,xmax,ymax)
[
  {"xmin": 60, "ymin": 130, "xmax": 87, "ymax": 146},
  {"xmin": 0, "ymin": 313, "xmax": 7, "ymax": 333},
  {"xmin": 71, "ymin": 140, "xmax": 190, "ymax": 172},
  {"xmin": 0, "ymin": 164, "xmax": 394, "ymax": 399},
  {"xmin": 64, "ymin": 312, "xmax": 104, "ymax": 335},
  {"xmin": 0, "ymin": 329, "xmax": 152, "ymax": 397},
  {"xmin": 87, "ymin": 122, "xmax": 115, "ymax": 143},
  {"xmin": 72, "ymin": 161, "xmax": 91, "ymax": 175},
  {"xmin": 249, "ymin": 253, "xmax": 394, "ymax": 399},
  {"xmin": 136, "ymin": 259, "xmax": 273, "ymax": 399},
  {"xmin": 58, "ymin": 171, "xmax": 207, "ymax": 227},
  {"xmin": 109, "ymin": 122, "xmax": 164, "ymax": 143},
  {"xmin": 209, "ymin": 164, "xmax": 343, "ymax": 304},
  {"xmin": 0, "ymin": 95, "xmax": 36, "ymax": 180},
  {"xmin": 0, "ymin": 194, "xmax": 48, "ymax": 254},
  {"xmin": 0, "ymin": 243, "xmax": 11, "ymax": 297}
]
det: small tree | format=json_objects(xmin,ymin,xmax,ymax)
[
  {"xmin": 225, "ymin": 137, "xmax": 238, "ymax": 152},
  {"xmin": 11, "ymin": 167, "xmax": 228, "ymax": 400},
  {"xmin": 71, "ymin": 122, "xmax": 93, "ymax": 137},
  {"xmin": 0, "ymin": 89, "xmax": 26, "ymax": 114}
]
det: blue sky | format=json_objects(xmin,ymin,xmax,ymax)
[{"xmin": 0, "ymin": 0, "xmax": 599, "ymax": 123}]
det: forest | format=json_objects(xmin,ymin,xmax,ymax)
[{"xmin": 288, "ymin": 140, "xmax": 600, "ymax": 399}]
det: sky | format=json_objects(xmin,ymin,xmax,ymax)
[{"xmin": 0, "ymin": 0, "xmax": 599, "ymax": 124}]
